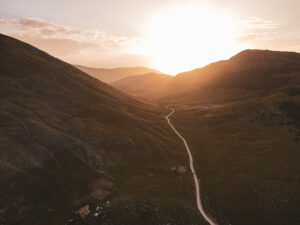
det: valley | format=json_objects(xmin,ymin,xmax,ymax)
[
  {"xmin": 0, "ymin": 33, "xmax": 300, "ymax": 225},
  {"xmin": 166, "ymin": 107, "xmax": 217, "ymax": 225},
  {"xmin": 107, "ymin": 49, "xmax": 300, "ymax": 225}
]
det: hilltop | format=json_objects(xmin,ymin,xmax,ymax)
[{"xmin": 112, "ymin": 49, "xmax": 300, "ymax": 103}]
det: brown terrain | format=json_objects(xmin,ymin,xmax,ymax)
[
  {"xmin": 0, "ymin": 34, "xmax": 205, "ymax": 225},
  {"xmin": 1, "ymin": 32, "xmax": 300, "ymax": 225},
  {"xmin": 111, "ymin": 49, "xmax": 300, "ymax": 225}
]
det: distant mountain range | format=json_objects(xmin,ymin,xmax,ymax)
[
  {"xmin": 111, "ymin": 73, "xmax": 173, "ymax": 100},
  {"xmin": 75, "ymin": 65, "xmax": 161, "ymax": 83}
]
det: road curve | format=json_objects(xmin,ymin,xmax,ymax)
[{"xmin": 165, "ymin": 107, "xmax": 217, "ymax": 225}]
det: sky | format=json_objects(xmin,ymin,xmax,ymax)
[{"xmin": 1, "ymin": 0, "xmax": 300, "ymax": 74}]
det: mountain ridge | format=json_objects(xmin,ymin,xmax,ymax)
[{"xmin": 111, "ymin": 49, "xmax": 300, "ymax": 103}]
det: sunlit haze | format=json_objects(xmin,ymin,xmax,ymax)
[
  {"xmin": 143, "ymin": 3, "xmax": 248, "ymax": 74},
  {"xmin": 1, "ymin": 0, "xmax": 300, "ymax": 74}
]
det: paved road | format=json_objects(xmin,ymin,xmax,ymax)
[{"xmin": 165, "ymin": 107, "xmax": 217, "ymax": 225}]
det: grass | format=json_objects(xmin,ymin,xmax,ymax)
[{"xmin": 173, "ymin": 93, "xmax": 300, "ymax": 225}]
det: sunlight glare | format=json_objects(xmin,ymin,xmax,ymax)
[{"xmin": 143, "ymin": 3, "xmax": 248, "ymax": 75}]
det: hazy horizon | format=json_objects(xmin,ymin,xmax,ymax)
[{"xmin": 1, "ymin": 0, "xmax": 300, "ymax": 74}]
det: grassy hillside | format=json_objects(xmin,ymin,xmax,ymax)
[
  {"xmin": 162, "ymin": 52, "xmax": 300, "ymax": 224},
  {"xmin": 0, "ymin": 34, "xmax": 204, "ymax": 225},
  {"xmin": 75, "ymin": 65, "xmax": 161, "ymax": 83},
  {"xmin": 163, "ymin": 50, "xmax": 300, "ymax": 103},
  {"xmin": 78, "ymin": 49, "xmax": 300, "ymax": 225},
  {"xmin": 172, "ymin": 90, "xmax": 300, "ymax": 225},
  {"xmin": 2, "ymin": 33, "xmax": 299, "ymax": 225}
]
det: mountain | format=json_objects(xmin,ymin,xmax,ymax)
[
  {"xmin": 109, "ymin": 49, "xmax": 300, "ymax": 225},
  {"xmin": 111, "ymin": 73, "xmax": 173, "ymax": 100},
  {"xmin": 164, "ymin": 49, "xmax": 300, "ymax": 103},
  {"xmin": 112, "ymin": 50, "xmax": 300, "ymax": 104},
  {"xmin": 75, "ymin": 65, "xmax": 161, "ymax": 83},
  {"xmin": 163, "ymin": 50, "xmax": 300, "ymax": 225},
  {"xmin": 0, "ymin": 34, "xmax": 202, "ymax": 225},
  {"xmin": 2, "ymin": 33, "xmax": 300, "ymax": 225},
  {"xmin": 173, "ymin": 84, "xmax": 300, "ymax": 225}
]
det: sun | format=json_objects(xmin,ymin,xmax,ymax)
[{"xmin": 143, "ymin": 3, "xmax": 248, "ymax": 75}]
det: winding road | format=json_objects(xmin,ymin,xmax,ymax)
[{"xmin": 165, "ymin": 107, "xmax": 217, "ymax": 225}]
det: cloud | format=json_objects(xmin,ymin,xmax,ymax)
[
  {"xmin": 0, "ymin": 17, "xmax": 148, "ymax": 67},
  {"xmin": 238, "ymin": 17, "xmax": 282, "ymax": 42},
  {"xmin": 235, "ymin": 17, "xmax": 300, "ymax": 53},
  {"xmin": 0, "ymin": 18, "xmax": 83, "ymax": 39},
  {"xmin": 18, "ymin": 36, "xmax": 98, "ymax": 57},
  {"xmin": 244, "ymin": 17, "xmax": 282, "ymax": 30},
  {"xmin": 239, "ymin": 32, "xmax": 300, "ymax": 52}
]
